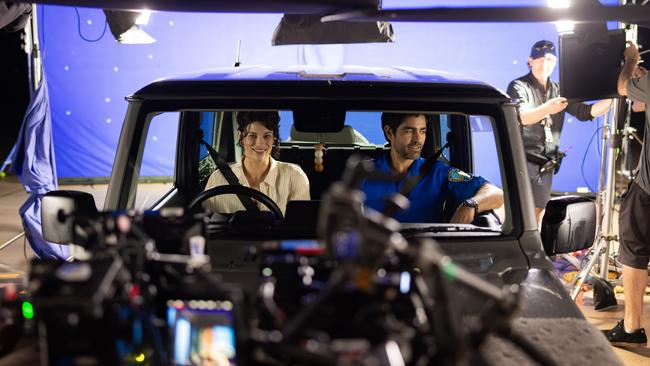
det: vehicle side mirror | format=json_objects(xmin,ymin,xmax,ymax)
[
  {"xmin": 41, "ymin": 191, "xmax": 98, "ymax": 244},
  {"xmin": 540, "ymin": 196, "xmax": 596, "ymax": 256}
]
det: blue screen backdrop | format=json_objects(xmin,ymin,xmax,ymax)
[{"xmin": 38, "ymin": 0, "xmax": 616, "ymax": 192}]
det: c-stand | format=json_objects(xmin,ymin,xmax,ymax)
[{"xmin": 570, "ymin": 99, "xmax": 621, "ymax": 306}]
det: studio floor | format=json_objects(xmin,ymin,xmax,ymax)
[{"xmin": 0, "ymin": 176, "xmax": 649, "ymax": 365}]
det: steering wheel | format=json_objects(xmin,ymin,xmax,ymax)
[{"xmin": 188, "ymin": 185, "xmax": 283, "ymax": 220}]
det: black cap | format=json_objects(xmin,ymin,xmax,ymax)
[{"xmin": 530, "ymin": 40, "xmax": 556, "ymax": 59}]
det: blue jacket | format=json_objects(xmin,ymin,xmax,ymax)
[{"xmin": 361, "ymin": 155, "xmax": 487, "ymax": 223}]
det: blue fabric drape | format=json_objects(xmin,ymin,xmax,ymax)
[{"xmin": 10, "ymin": 73, "xmax": 69, "ymax": 260}]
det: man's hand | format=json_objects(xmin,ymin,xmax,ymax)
[
  {"xmin": 450, "ymin": 184, "xmax": 503, "ymax": 224},
  {"xmin": 625, "ymin": 41, "xmax": 640, "ymax": 65},
  {"xmin": 518, "ymin": 96, "xmax": 567, "ymax": 125},
  {"xmin": 619, "ymin": 42, "xmax": 642, "ymax": 96},
  {"xmin": 633, "ymin": 66, "xmax": 648, "ymax": 79},
  {"xmin": 450, "ymin": 205, "xmax": 475, "ymax": 224},
  {"xmin": 632, "ymin": 101, "xmax": 646, "ymax": 113},
  {"xmin": 543, "ymin": 97, "xmax": 568, "ymax": 115}
]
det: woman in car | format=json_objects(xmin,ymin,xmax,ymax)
[{"xmin": 202, "ymin": 111, "xmax": 310, "ymax": 215}]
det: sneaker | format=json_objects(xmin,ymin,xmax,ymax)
[{"xmin": 603, "ymin": 320, "xmax": 648, "ymax": 347}]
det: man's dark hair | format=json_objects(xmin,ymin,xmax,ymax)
[
  {"xmin": 380, "ymin": 113, "xmax": 424, "ymax": 142},
  {"xmin": 236, "ymin": 111, "xmax": 281, "ymax": 159}
]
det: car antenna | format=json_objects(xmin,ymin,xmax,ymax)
[{"xmin": 234, "ymin": 40, "xmax": 241, "ymax": 67}]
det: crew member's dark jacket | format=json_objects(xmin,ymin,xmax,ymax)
[{"xmin": 507, "ymin": 72, "xmax": 592, "ymax": 158}]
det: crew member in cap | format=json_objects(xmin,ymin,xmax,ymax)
[
  {"xmin": 361, "ymin": 113, "xmax": 504, "ymax": 223},
  {"xmin": 507, "ymin": 39, "xmax": 612, "ymax": 224}
]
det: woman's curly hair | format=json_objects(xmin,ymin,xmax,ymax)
[{"xmin": 236, "ymin": 111, "xmax": 280, "ymax": 159}]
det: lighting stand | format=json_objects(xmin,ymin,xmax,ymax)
[{"xmin": 570, "ymin": 99, "xmax": 620, "ymax": 301}]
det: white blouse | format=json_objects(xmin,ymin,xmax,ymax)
[{"xmin": 202, "ymin": 158, "xmax": 310, "ymax": 215}]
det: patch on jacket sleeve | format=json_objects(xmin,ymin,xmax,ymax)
[{"xmin": 448, "ymin": 168, "xmax": 473, "ymax": 182}]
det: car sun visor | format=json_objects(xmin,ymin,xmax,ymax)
[{"xmin": 293, "ymin": 106, "xmax": 346, "ymax": 133}]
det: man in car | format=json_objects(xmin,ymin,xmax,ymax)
[
  {"xmin": 361, "ymin": 112, "xmax": 503, "ymax": 223},
  {"xmin": 507, "ymin": 39, "xmax": 612, "ymax": 225},
  {"xmin": 603, "ymin": 41, "xmax": 650, "ymax": 347}
]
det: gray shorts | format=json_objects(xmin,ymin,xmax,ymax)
[
  {"xmin": 526, "ymin": 161, "xmax": 554, "ymax": 209},
  {"xmin": 618, "ymin": 182, "xmax": 650, "ymax": 270}
]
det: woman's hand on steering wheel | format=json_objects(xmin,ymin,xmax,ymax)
[{"xmin": 188, "ymin": 185, "xmax": 283, "ymax": 220}]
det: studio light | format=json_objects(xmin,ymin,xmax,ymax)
[
  {"xmin": 547, "ymin": 0, "xmax": 574, "ymax": 34},
  {"xmin": 272, "ymin": 14, "xmax": 394, "ymax": 45},
  {"xmin": 135, "ymin": 10, "xmax": 151, "ymax": 25},
  {"xmin": 272, "ymin": 0, "xmax": 393, "ymax": 45},
  {"xmin": 103, "ymin": 9, "xmax": 155, "ymax": 44},
  {"xmin": 547, "ymin": 0, "xmax": 570, "ymax": 8},
  {"xmin": 0, "ymin": 2, "xmax": 32, "ymax": 32}
]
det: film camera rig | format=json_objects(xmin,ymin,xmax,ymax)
[{"xmin": 29, "ymin": 157, "xmax": 556, "ymax": 366}]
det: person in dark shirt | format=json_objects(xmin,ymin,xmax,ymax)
[
  {"xmin": 361, "ymin": 113, "xmax": 503, "ymax": 223},
  {"xmin": 603, "ymin": 41, "xmax": 650, "ymax": 347},
  {"xmin": 507, "ymin": 39, "xmax": 612, "ymax": 224}
]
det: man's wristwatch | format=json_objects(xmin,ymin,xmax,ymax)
[{"xmin": 461, "ymin": 198, "xmax": 479, "ymax": 217}]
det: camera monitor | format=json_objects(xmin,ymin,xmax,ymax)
[
  {"xmin": 559, "ymin": 29, "xmax": 626, "ymax": 102},
  {"xmin": 167, "ymin": 299, "xmax": 237, "ymax": 366}
]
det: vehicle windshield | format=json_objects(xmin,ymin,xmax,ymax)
[{"xmin": 132, "ymin": 108, "xmax": 508, "ymax": 237}]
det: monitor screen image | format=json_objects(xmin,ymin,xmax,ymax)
[{"xmin": 167, "ymin": 299, "xmax": 236, "ymax": 366}]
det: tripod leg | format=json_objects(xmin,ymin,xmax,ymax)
[{"xmin": 570, "ymin": 238, "xmax": 606, "ymax": 300}]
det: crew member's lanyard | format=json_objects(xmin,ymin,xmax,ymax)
[
  {"xmin": 544, "ymin": 125, "xmax": 554, "ymax": 144},
  {"xmin": 542, "ymin": 85, "xmax": 555, "ymax": 152}
]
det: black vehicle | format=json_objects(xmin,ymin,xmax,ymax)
[{"xmin": 34, "ymin": 65, "xmax": 620, "ymax": 365}]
